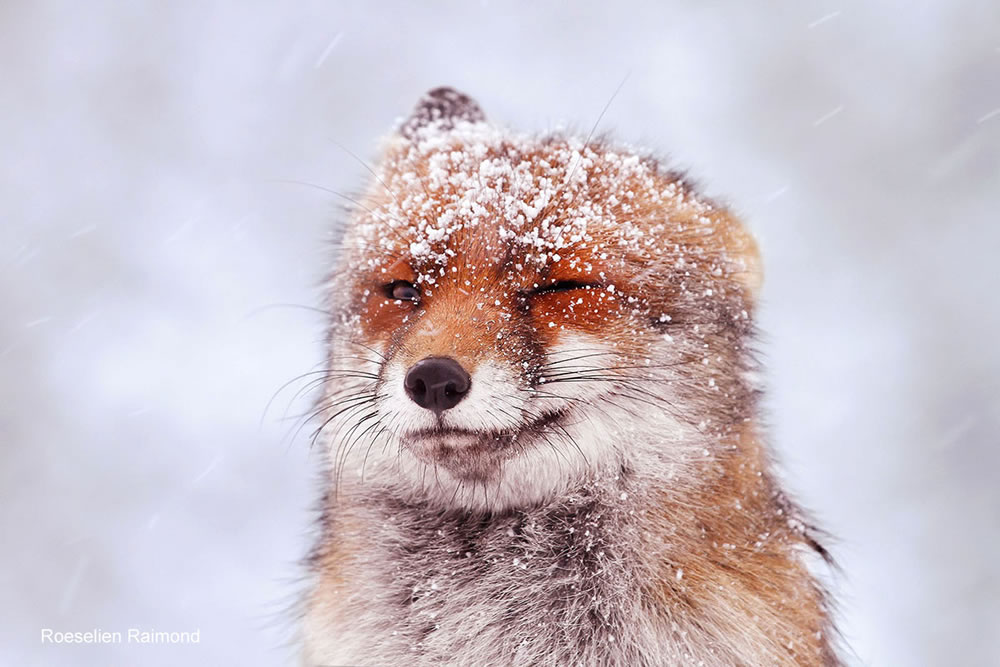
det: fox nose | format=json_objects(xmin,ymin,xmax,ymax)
[{"xmin": 404, "ymin": 356, "xmax": 471, "ymax": 414}]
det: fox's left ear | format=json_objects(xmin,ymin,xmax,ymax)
[
  {"xmin": 730, "ymin": 226, "xmax": 763, "ymax": 302},
  {"xmin": 400, "ymin": 87, "xmax": 485, "ymax": 139}
]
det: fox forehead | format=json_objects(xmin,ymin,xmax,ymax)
[{"xmin": 344, "ymin": 122, "xmax": 754, "ymax": 290}]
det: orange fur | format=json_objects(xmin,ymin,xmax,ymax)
[{"xmin": 304, "ymin": 88, "xmax": 839, "ymax": 666}]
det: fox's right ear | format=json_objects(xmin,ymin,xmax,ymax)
[{"xmin": 399, "ymin": 87, "xmax": 485, "ymax": 139}]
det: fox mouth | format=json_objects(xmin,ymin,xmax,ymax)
[{"xmin": 401, "ymin": 410, "xmax": 567, "ymax": 478}]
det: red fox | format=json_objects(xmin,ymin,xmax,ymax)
[{"xmin": 302, "ymin": 87, "xmax": 840, "ymax": 666}]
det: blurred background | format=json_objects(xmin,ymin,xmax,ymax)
[{"xmin": 2, "ymin": 1, "xmax": 998, "ymax": 664}]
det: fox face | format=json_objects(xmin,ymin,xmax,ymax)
[{"xmin": 323, "ymin": 88, "xmax": 762, "ymax": 512}]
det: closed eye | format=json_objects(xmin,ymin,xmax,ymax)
[
  {"xmin": 383, "ymin": 280, "xmax": 421, "ymax": 302},
  {"xmin": 531, "ymin": 280, "xmax": 602, "ymax": 295}
]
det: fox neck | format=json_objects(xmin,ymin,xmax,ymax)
[
  {"xmin": 325, "ymin": 470, "xmax": 658, "ymax": 662},
  {"xmin": 313, "ymin": 441, "xmax": 836, "ymax": 666}
]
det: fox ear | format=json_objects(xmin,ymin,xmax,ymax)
[
  {"xmin": 735, "ymin": 234, "xmax": 763, "ymax": 301},
  {"xmin": 724, "ymin": 221, "xmax": 763, "ymax": 302},
  {"xmin": 400, "ymin": 87, "xmax": 485, "ymax": 139}
]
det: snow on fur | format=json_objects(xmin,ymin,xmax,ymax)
[{"xmin": 305, "ymin": 90, "xmax": 839, "ymax": 667}]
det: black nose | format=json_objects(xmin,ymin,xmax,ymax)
[{"xmin": 404, "ymin": 356, "xmax": 471, "ymax": 414}]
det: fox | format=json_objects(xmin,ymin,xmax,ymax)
[{"xmin": 301, "ymin": 87, "xmax": 840, "ymax": 666}]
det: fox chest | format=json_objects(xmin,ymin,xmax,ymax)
[{"xmin": 307, "ymin": 508, "xmax": 679, "ymax": 666}]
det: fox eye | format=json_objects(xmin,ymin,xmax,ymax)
[
  {"xmin": 531, "ymin": 280, "xmax": 601, "ymax": 295},
  {"xmin": 385, "ymin": 280, "xmax": 420, "ymax": 302}
]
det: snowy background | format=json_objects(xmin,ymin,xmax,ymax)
[{"xmin": 2, "ymin": 1, "xmax": 998, "ymax": 665}]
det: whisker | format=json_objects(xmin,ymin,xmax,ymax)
[{"xmin": 331, "ymin": 140, "xmax": 403, "ymax": 208}]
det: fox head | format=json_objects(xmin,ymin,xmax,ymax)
[{"xmin": 322, "ymin": 88, "xmax": 762, "ymax": 512}]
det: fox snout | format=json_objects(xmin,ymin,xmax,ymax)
[{"xmin": 403, "ymin": 356, "xmax": 472, "ymax": 415}]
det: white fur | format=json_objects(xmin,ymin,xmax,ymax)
[
  {"xmin": 323, "ymin": 334, "xmax": 697, "ymax": 513},
  {"xmin": 304, "ymin": 336, "xmax": 787, "ymax": 666}
]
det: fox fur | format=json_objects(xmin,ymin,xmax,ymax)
[{"xmin": 301, "ymin": 87, "xmax": 840, "ymax": 666}]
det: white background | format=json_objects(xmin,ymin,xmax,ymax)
[{"xmin": 2, "ymin": 1, "xmax": 998, "ymax": 665}]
